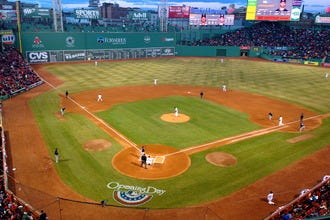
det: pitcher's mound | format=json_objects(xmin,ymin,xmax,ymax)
[
  {"xmin": 161, "ymin": 113, "xmax": 190, "ymax": 123},
  {"xmin": 206, "ymin": 152, "xmax": 237, "ymax": 167}
]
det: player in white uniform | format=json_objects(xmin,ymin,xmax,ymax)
[
  {"xmin": 278, "ymin": 116, "xmax": 284, "ymax": 126},
  {"xmin": 222, "ymin": 84, "xmax": 227, "ymax": 92},
  {"xmin": 97, "ymin": 94, "xmax": 103, "ymax": 101},
  {"xmin": 174, "ymin": 107, "xmax": 179, "ymax": 117}
]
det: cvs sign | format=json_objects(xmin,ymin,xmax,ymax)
[{"xmin": 27, "ymin": 51, "xmax": 49, "ymax": 63}]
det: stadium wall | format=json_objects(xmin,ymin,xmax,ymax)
[
  {"xmin": 21, "ymin": 32, "xmax": 177, "ymax": 63},
  {"xmin": 20, "ymin": 32, "xmax": 325, "ymax": 65},
  {"xmin": 20, "ymin": 32, "xmax": 256, "ymax": 63}
]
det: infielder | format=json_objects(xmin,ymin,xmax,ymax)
[
  {"xmin": 278, "ymin": 116, "xmax": 284, "ymax": 126},
  {"xmin": 97, "ymin": 94, "xmax": 103, "ymax": 102}
]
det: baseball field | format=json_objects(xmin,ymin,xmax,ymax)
[{"xmin": 3, "ymin": 57, "xmax": 330, "ymax": 220}]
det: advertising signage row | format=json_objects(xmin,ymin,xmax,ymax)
[
  {"xmin": 26, "ymin": 48, "xmax": 175, "ymax": 63},
  {"xmin": 168, "ymin": 6, "xmax": 229, "ymax": 19},
  {"xmin": 21, "ymin": 33, "xmax": 176, "ymax": 52}
]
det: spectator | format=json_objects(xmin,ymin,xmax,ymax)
[{"xmin": 0, "ymin": 45, "xmax": 43, "ymax": 100}]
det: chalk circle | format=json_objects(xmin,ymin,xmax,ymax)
[
  {"xmin": 160, "ymin": 113, "xmax": 190, "ymax": 123},
  {"xmin": 206, "ymin": 152, "xmax": 237, "ymax": 167},
  {"xmin": 83, "ymin": 139, "xmax": 112, "ymax": 151}
]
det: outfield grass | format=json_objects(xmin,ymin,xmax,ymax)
[{"xmin": 30, "ymin": 58, "xmax": 330, "ymax": 208}]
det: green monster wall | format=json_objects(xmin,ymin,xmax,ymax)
[{"xmin": 20, "ymin": 32, "xmax": 261, "ymax": 63}]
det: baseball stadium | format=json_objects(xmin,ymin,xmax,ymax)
[{"xmin": 0, "ymin": 0, "xmax": 330, "ymax": 219}]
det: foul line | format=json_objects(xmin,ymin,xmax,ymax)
[
  {"xmin": 163, "ymin": 114, "xmax": 325, "ymax": 158},
  {"xmin": 37, "ymin": 75, "xmax": 137, "ymax": 149}
]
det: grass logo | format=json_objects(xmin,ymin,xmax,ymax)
[
  {"xmin": 113, "ymin": 190, "xmax": 153, "ymax": 206},
  {"xmin": 107, "ymin": 182, "xmax": 165, "ymax": 206}
]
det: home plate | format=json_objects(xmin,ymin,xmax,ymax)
[{"xmin": 153, "ymin": 156, "xmax": 165, "ymax": 164}]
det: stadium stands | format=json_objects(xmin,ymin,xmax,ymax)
[
  {"xmin": 0, "ymin": 45, "xmax": 43, "ymax": 101},
  {"xmin": 266, "ymin": 176, "xmax": 330, "ymax": 220},
  {"xmin": 186, "ymin": 21, "xmax": 330, "ymax": 60}
]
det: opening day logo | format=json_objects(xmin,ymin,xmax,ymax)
[{"xmin": 107, "ymin": 181, "xmax": 166, "ymax": 206}]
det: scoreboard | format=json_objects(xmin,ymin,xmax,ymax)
[{"xmin": 246, "ymin": 0, "xmax": 302, "ymax": 21}]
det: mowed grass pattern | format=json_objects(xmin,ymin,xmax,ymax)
[
  {"xmin": 28, "ymin": 57, "xmax": 330, "ymax": 208},
  {"xmin": 96, "ymin": 96, "xmax": 261, "ymax": 147},
  {"xmin": 44, "ymin": 58, "xmax": 330, "ymax": 113}
]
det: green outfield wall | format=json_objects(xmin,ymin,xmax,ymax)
[
  {"xmin": 19, "ymin": 31, "xmax": 324, "ymax": 65},
  {"xmin": 21, "ymin": 32, "xmax": 177, "ymax": 63},
  {"xmin": 175, "ymin": 46, "xmax": 242, "ymax": 57}
]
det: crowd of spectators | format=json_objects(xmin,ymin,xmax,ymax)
[
  {"xmin": 268, "ymin": 176, "xmax": 330, "ymax": 220},
  {"xmin": 0, "ymin": 46, "xmax": 43, "ymax": 100},
  {"xmin": 188, "ymin": 21, "xmax": 330, "ymax": 60}
]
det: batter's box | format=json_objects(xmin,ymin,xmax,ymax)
[{"xmin": 153, "ymin": 156, "xmax": 165, "ymax": 164}]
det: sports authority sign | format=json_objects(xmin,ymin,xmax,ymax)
[{"xmin": 107, "ymin": 181, "xmax": 166, "ymax": 206}]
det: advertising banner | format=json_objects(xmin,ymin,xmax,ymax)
[
  {"xmin": 22, "ymin": 8, "xmax": 51, "ymax": 18},
  {"xmin": 168, "ymin": 6, "xmax": 190, "ymax": 18},
  {"xmin": 27, "ymin": 51, "xmax": 50, "ymax": 63},
  {"xmin": 74, "ymin": 9, "xmax": 100, "ymax": 19}
]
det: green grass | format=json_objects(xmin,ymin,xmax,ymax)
[
  {"xmin": 29, "ymin": 57, "xmax": 330, "ymax": 208},
  {"xmin": 96, "ymin": 96, "xmax": 261, "ymax": 147}
]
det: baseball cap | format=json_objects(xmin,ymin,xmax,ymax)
[{"xmin": 280, "ymin": 0, "xmax": 286, "ymax": 2}]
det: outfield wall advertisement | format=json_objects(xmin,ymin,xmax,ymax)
[
  {"xmin": 26, "ymin": 47, "xmax": 175, "ymax": 63},
  {"xmin": 21, "ymin": 32, "xmax": 176, "ymax": 52},
  {"xmin": 22, "ymin": 32, "xmax": 176, "ymax": 63}
]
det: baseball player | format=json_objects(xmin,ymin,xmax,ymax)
[
  {"xmin": 300, "ymin": 113, "xmax": 304, "ymax": 123},
  {"xmin": 222, "ymin": 84, "xmax": 227, "ymax": 92},
  {"xmin": 299, "ymin": 122, "xmax": 305, "ymax": 132},
  {"xmin": 54, "ymin": 148, "xmax": 59, "ymax": 163},
  {"xmin": 278, "ymin": 116, "xmax": 284, "ymax": 126},
  {"xmin": 60, "ymin": 107, "xmax": 65, "ymax": 116},
  {"xmin": 267, "ymin": 191, "xmax": 275, "ymax": 205},
  {"xmin": 268, "ymin": 112, "xmax": 273, "ymax": 120},
  {"xmin": 141, "ymin": 153, "xmax": 147, "ymax": 169},
  {"xmin": 97, "ymin": 94, "xmax": 103, "ymax": 102},
  {"xmin": 174, "ymin": 107, "xmax": 179, "ymax": 117}
]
